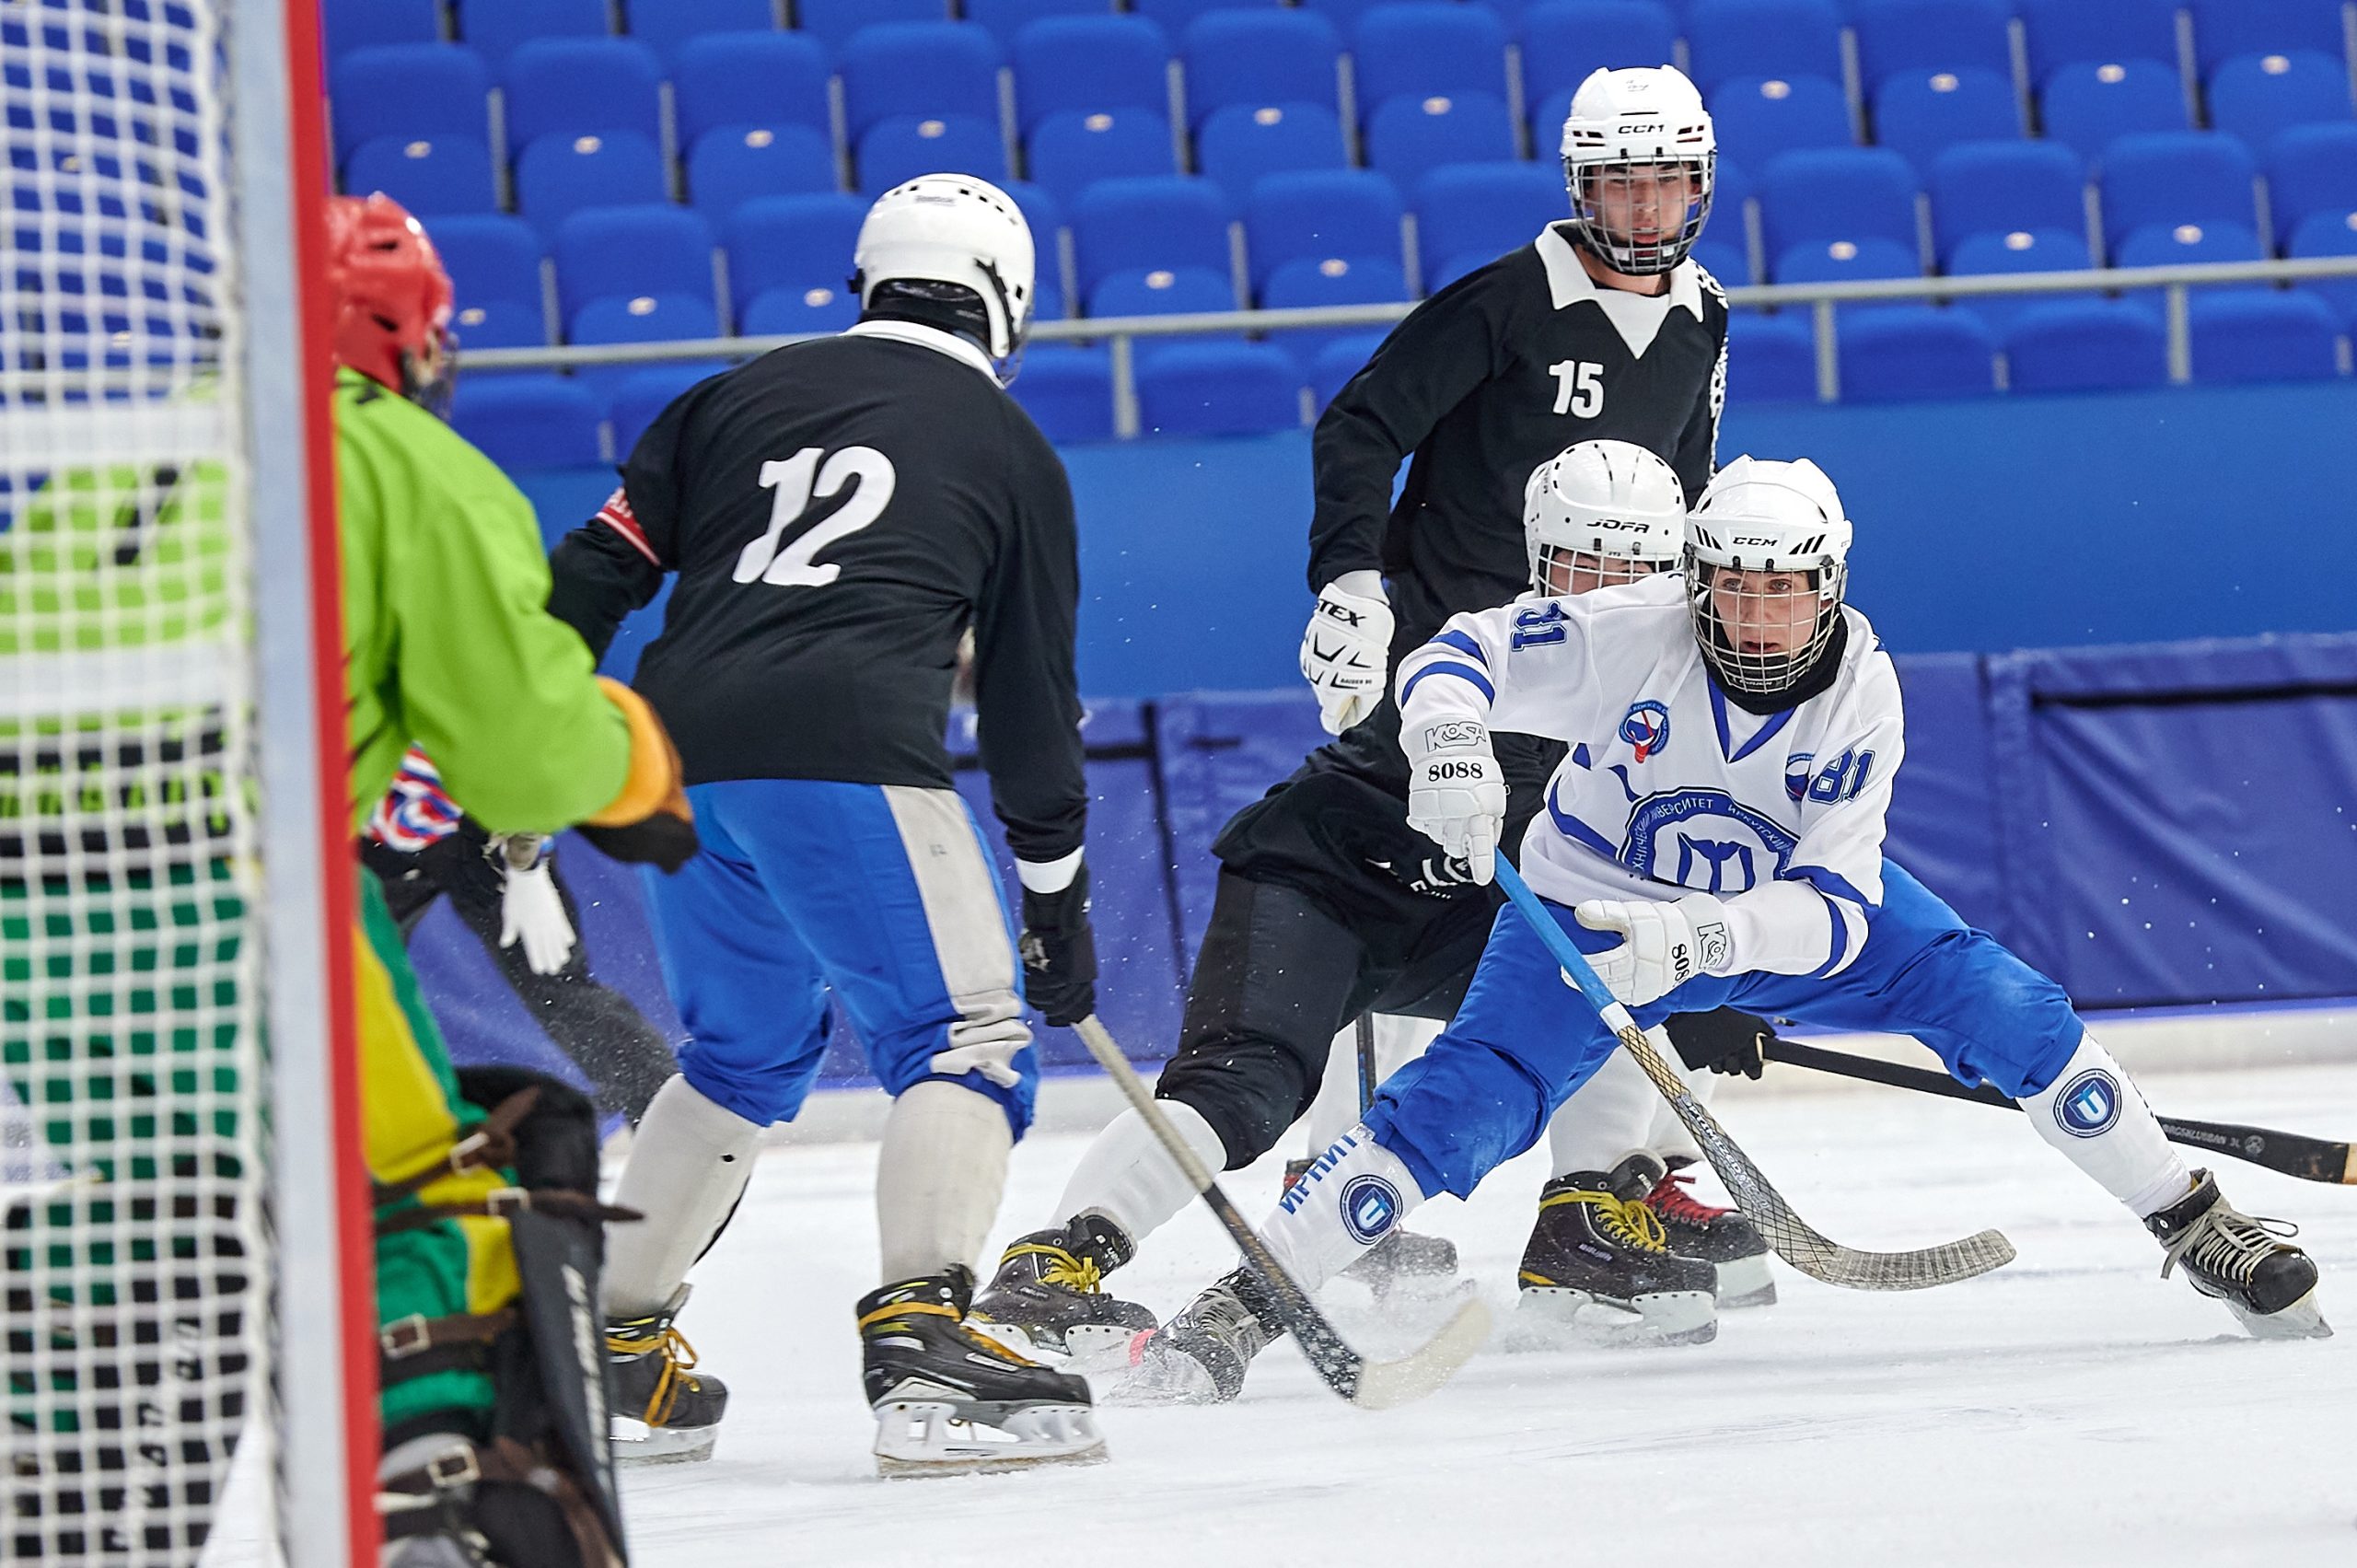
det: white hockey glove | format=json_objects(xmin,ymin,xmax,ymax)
[
  {"xmin": 493, "ymin": 834, "xmax": 576, "ymax": 976},
  {"xmin": 1299, "ymin": 573, "xmax": 1394, "ymax": 736},
  {"xmin": 1405, "ymin": 726, "xmax": 1508, "ymax": 884},
  {"xmin": 1573, "ymin": 894, "xmax": 1735, "ymax": 1008}
]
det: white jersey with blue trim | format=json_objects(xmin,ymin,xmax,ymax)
[{"xmin": 1396, "ymin": 573, "xmax": 1904, "ymax": 979}]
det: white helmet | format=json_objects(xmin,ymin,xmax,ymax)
[
  {"xmin": 1560, "ymin": 65, "xmax": 1716, "ymax": 275},
  {"xmin": 852, "ymin": 174, "xmax": 1035, "ymax": 380},
  {"xmin": 1524, "ymin": 440, "xmax": 1686, "ymax": 596},
  {"xmin": 1684, "ymin": 457, "xmax": 1853, "ymax": 698}
]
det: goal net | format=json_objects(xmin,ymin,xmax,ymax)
[{"xmin": 5, "ymin": 2, "xmax": 359, "ymax": 1562}]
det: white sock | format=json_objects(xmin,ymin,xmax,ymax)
[
  {"xmin": 604, "ymin": 1074, "xmax": 762, "ymax": 1317},
  {"xmin": 1262, "ymin": 1126, "xmax": 1427, "ymax": 1291},
  {"xmin": 2021, "ymin": 1034, "xmax": 2191, "ymax": 1218},
  {"xmin": 1644, "ymin": 1047, "xmax": 1714, "ymax": 1165},
  {"xmin": 1546, "ymin": 1042, "xmax": 1663, "ymax": 1177},
  {"xmin": 1304, "ymin": 1015, "xmax": 1442, "ymax": 1154},
  {"xmin": 1052, "ymin": 1099, "xmax": 1225, "ymax": 1246},
  {"xmin": 876, "ymin": 1080, "xmax": 1014, "ymax": 1283}
]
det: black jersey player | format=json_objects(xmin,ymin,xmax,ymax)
[
  {"xmin": 973, "ymin": 67, "xmax": 1773, "ymax": 1353},
  {"xmin": 545, "ymin": 175, "xmax": 1106, "ymax": 1475}
]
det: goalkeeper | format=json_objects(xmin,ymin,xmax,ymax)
[{"xmin": 329, "ymin": 192, "xmax": 694, "ymax": 1568}]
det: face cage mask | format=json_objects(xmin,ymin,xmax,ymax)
[
  {"xmin": 1687, "ymin": 559, "xmax": 1846, "ymax": 696},
  {"xmin": 1563, "ymin": 155, "xmax": 1715, "ymax": 276},
  {"xmin": 1531, "ymin": 544, "xmax": 1667, "ymax": 598}
]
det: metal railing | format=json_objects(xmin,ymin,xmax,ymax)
[{"xmin": 461, "ymin": 254, "xmax": 2357, "ymax": 436}]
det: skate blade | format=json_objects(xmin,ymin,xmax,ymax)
[
  {"xmin": 1091, "ymin": 1330, "xmax": 1225, "ymax": 1407},
  {"xmin": 2229, "ymin": 1287, "xmax": 2333, "ymax": 1342},
  {"xmin": 1504, "ymin": 1287, "xmax": 1717, "ymax": 1351},
  {"xmin": 610, "ymin": 1415, "xmax": 717, "ymax": 1467},
  {"xmin": 872, "ymin": 1400, "xmax": 1108, "ymax": 1478},
  {"xmin": 1714, "ymin": 1253, "xmax": 1778, "ymax": 1310}
]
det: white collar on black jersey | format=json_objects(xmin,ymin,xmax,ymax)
[
  {"xmin": 841, "ymin": 318, "xmax": 999, "ymax": 382},
  {"xmin": 1532, "ymin": 224, "xmax": 1704, "ymax": 360}
]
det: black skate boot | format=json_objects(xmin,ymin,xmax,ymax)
[
  {"xmin": 859, "ymin": 1267, "xmax": 1108, "ymax": 1476},
  {"xmin": 968, "ymin": 1213, "xmax": 1158, "ymax": 1362},
  {"xmin": 1284, "ymin": 1157, "xmax": 1460, "ymax": 1296},
  {"xmin": 1106, "ymin": 1266, "xmax": 1283, "ymax": 1406},
  {"xmin": 1510, "ymin": 1153, "xmax": 1718, "ymax": 1348},
  {"xmin": 2143, "ymin": 1169, "xmax": 2330, "ymax": 1341},
  {"xmin": 605, "ymin": 1286, "xmax": 729, "ymax": 1465},
  {"xmin": 1645, "ymin": 1156, "xmax": 1776, "ymax": 1309}
]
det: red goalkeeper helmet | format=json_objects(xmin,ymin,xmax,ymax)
[{"xmin": 325, "ymin": 192, "xmax": 456, "ymax": 412}]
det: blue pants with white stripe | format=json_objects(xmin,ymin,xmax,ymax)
[
  {"xmin": 1363, "ymin": 862, "xmax": 2084, "ymax": 1201},
  {"xmin": 639, "ymin": 778, "xmax": 1039, "ymax": 1138}
]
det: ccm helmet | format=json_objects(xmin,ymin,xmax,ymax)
[
  {"xmin": 853, "ymin": 175, "xmax": 1036, "ymax": 383},
  {"xmin": 1684, "ymin": 457, "xmax": 1853, "ymax": 697},
  {"xmin": 1560, "ymin": 65, "xmax": 1716, "ymax": 275}
]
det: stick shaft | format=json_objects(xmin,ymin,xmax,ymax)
[{"xmin": 1354, "ymin": 1014, "xmax": 1377, "ymax": 1114}]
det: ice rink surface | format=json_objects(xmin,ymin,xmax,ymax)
[{"xmin": 611, "ymin": 1062, "xmax": 2357, "ymax": 1568}]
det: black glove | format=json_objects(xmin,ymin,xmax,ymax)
[
  {"xmin": 1663, "ymin": 1006, "xmax": 1776, "ymax": 1080},
  {"xmin": 1017, "ymin": 862, "xmax": 1097, "ymax": 1028},
  {"xmin": 577, "ymin": 810, "xmax": 699, "ymax": 874}
]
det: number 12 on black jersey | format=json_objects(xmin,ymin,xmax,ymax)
[{"xmin": 734, "ymin": 446, "xmax": 899, "ymax": 587}]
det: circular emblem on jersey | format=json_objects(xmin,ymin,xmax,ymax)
[
  {"xmin": 1619, "ymin": 700, "xmax": 1672, "ymax": 761},
  {"xmin": 1339, "ymin": 1174, "xmax": 1402, "ymax": 1245},
  {"xmin": 1784, "ymin": 751, "xmax": 1816, "ymax": 802},
  {"xmin": 2054, "ymin": 1069, "xmax": 2120, "ymax": 1139},
  {"xmin": 1620, "ymin": 789, "xmax": 1798, "ymax": 897}
]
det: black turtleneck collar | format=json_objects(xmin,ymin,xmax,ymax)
[{"xmin": 1707, "ymin": 614, "xmax": 1849, "ymax": 715}]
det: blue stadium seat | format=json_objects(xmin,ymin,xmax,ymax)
[
  {"xmin": 1759, "ymin": 146, "xmax": 1921, "ymax": 259},
  {"xmin": 1179, "ymin": 9, "xmax": 1343, "ymax": 126},
  {"xmin": 1300, "ymin": 0, "xmax": 1411, "ymax": 24},
  {"xmin": 2098, "ymin": 131, "xmax": 2259, "ymax": 250},
  {"xmin": 1087, "ymin": 265, "xmax": 1237, "ymax": 319},
  {"xmin": 2189, "ymin": 289, "xmax": 2344, "ymax": 384},
  {"xmin": 688, "ymin": 125, "xmax": 839, "ymax": 215},
  {"xmin": 1073, "ymin": 176, "xmax": 1234, "ymax": 296},
  {"xmin": 450, "ymin": 375, "xmax": 605, "ymax": 468},
  {"xmin": 325, "ymin": 0, "xmax": 440, "ymax": 62},
  {"xmin": 1874, "ymin": 68, "xmax": 2020, "ymax": 170},
  {"xmin": 840, "ymin": 23, "xmax": 1003, "ymax": 139},
  {"xmin": 459, "ymin": 0, "xmax": 610, "ymax": 73},
  {"xmin": 2038, "ymin": 60, "xmax": 2190, "ymax": 163},
  {"xmin": 1413, "ymin": 162, "xmax": 1565, "ymax": 289},
  {"xmin": 1693, "ymin": 235, "xmax": 1752, "ymax": 284},
  {"xmin": 1012, "ymin": 16, "xmax": 1171, "ymax": 133},
  {"xmin": 1705, "ymin": 75, "xmax": 1854, "ymax": 170},
  {"xmin": 1362, "ymin": 92, "xmax": 1517, "ymax": 189},
  {"xmin": 568, "ymin": 296, "xmax": 727, "ymax": 399},
  {"xmin": 2014, "ymin": 0, "xmax": 2179, "ymax": 86},
  {"xmin": 2287, "ymin": 208, "xmax": 2357, "ymax": 328},
  {"xmin": 610, "ymin": 366, "xmax": 722, "ymax": 456},
  {"xmin": 2188, "ymin": 0, "xmax": 2348, "ymax": 77},
  {"xmin": 554, "ymin": 206, "xmax": 720, "ymax": 321},
  {"xmin": 1310, "ymin": 331, "xmax": 1388, "ymax": 408},
  {"xmin": 856, "ymin": 115, "xmax": 1010, "ymax": 194},
  {"xmin": 1349, "ymin": 5, "xmax": 1513, "ymax": 121},
  {"xmin": 1198, "ymin": 104, "xmax": 1350, "ymax": 202},
  {"xmin": 624, "ymin": 0, "xmax": 780, "ymax": 66},
  {"xmin": 2113, "ymin": 217, "xmax": 2264, "ymax": 268},
  {"xmin": 1002, "ymin": 180, "xmax": 1068, "ymax": 279},
  {"xmin": 1245, "ymin": 169, "xmax": 1407, "ymax": 291},
  {"xmin": 1725, "ymin": 312, "xmax": 1817, "ymax": 401},
  {"xmin": 1849, "ymin": 0, "xmax": 2013, "ymax": 86},
  {"xmin": 1261, "ymin": 255, "xmax": 1410, "ymax": 368},
  {"xmin": 503, "ymin": 39, "xmax": 663, "ymax": 150},
  {"xmin": 430, "ymin": 215, "xmax": 549, "ymax": 316},
  {"xmin": 2269, "ymin": 122, "xmax": 2357, "ymax": 235},
  {"xmin": 1137, "ymin": 0, "xmax": 1284, "ymax": 29},
  {"xmin": 1945, "ymin": 226, "xmax": 2097, "ymax": 337},
  {"xmin": 343, "ymin": 135, "xmax": 498, "ymax": 216},
  {"xmin": 515, "ymin": 133, "xmax": 669, "ymax": 239},
  {"xmin": 1926, "ymin": 141, "xmax": 2084, "ymax": 262},
  {"xmin": 740, "ymin": 281, "xmax": 860, "ymax": 334},
  {"xmin": 795, "ymin": 0, "xmax": 950, "ymax": 49},
  {"xmin": 1012, "ymin": 346, "xmax": 1117, "ymax": 442},
  {"xmin": 1518, "ymin": 2, "xmax": 1681, "ymax": 103},
  {"xmin": 329, "ymin": 45, "xmax": 491, "ymax": 164},
  {"xmin": 1026, "ymin": 110, "xmax": 1180, "ymax": 205},
  {"xmin": 1838, "ymin": 305, "xmax": 1997, "ymax": 400},
  {"xmin": 1773, "ymin": 234, "xmax": 1922, "ymax": 283},
  {"xmin": 1682, "ymin": 0, "xmax": 1844, "ymax": 96},
  {"xmin": 673, "ymin": 32, "xmax": 833, "ymax": 149},
  {"xmin": 2003, "ymin": 300, "xmax": 2168, "ymax": 391},
  {"xmin": 726, "ymin": 193, "xmax": 865, "ymax": 305},
  {"xmin": 967, "ymin": 0, "xmax": 1114, "ymax": 47},
  {"xmin": 2208, "ymin": 52, "xmax": 2354, "ymax": 148},
  {"xmin": 1136, "ymin": 342, "xmax": 1304, "ymax": 436},
  {"xmin": 451, "ymin": 299, "xmax": 550, "ymax": 351}
]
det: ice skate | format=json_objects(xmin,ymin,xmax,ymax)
[
  {"xmin": 968, "ymin": 1214, "xmax": 1157, "ymax": 1362},
  {"xmin": 860, "ymin": 1268, "xmax": 1107, "ymax": 1477},
  {"xmin": 1284, "ymin": 1156, "xmax": 1461, "ymax": 1298},
  {"xmin": 2143, "ymin": 1169, "xmax": 2330, "ymax": 1342},
  {"xmin": 1100, "ymin": 1268, "xmax": 1282, "ymax": 1407},
  {"xmin": 1646, "ymin": 1156, "xmax": 1776, "ymax": 1308},
  {"xmin": 606, "ymin": 1286, "xmax": 729, "ymax": 1466},
  {"xmin": 1509, "ymin": 1153, "xmax": 1718, "ymax": 1348}
]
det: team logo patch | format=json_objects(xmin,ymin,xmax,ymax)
[
  {"xmin": 1619, "ymin": 700, "xmax": 1671, "ymax": 761},
  {"xmin": 1340, "ymin": 1173, "xmax": 1402, "ymax": 1245},
  {"xmin": 2055, "ymin": 1069, "xmax": 2120, "ymax": 1139},
  {"xmin": 1784, "ymin": 752, "xmax": 1815, "ymax": 802}
]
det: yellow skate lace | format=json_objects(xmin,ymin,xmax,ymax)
[
  {"xmin": 1003, "ymin": 1240, "xmax": 1105, "ymax": 1294},
  {"xmin": 857, "ymin": 1297, "xmax": 1049, "ymax": 1368},
  {"xmin": 1540, "ymin": 1185, "xmax": 1672, "ymax": 1253},
  {"xmin": 604, "ymin": 1321, "xmax": 702, "ymax": 1425}
]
